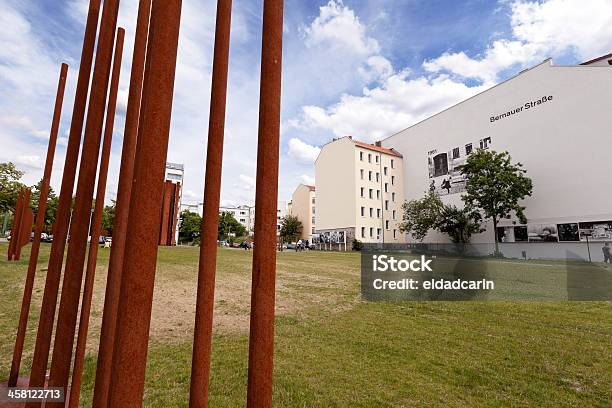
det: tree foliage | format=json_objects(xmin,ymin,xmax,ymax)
[
  {"xmin": 179, "ymin": 210, "xmax": 202, "ymax": 242},
  {"xmin": 102, "ymin": 200, "xmax": 116, "ymax": 236},
  {"xmin": 29, "ymin": 179, "xmax": 59, "ymax": 232},
  {"xmin": 459, "ymin": 149, "xmax": 533, "ymax": 253},
  {"xmin": 0, "ymin": 162, "xmax": 25, "ymax": 214},
  {"xmin": 398, "ymin": 192, "xmax": 444, "ymax": 241},
  {"xmin": 399, "ymin": 192, "xmax": 483, "ymax": 244},
  {"xmin": 279, "ymin": 214, "xmax": 303, "ymax": 243},
  {"xmin": 218, "ymin": 211, "xmax": 246, "ymax": 240}
]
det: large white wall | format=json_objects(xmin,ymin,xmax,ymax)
[{"xmin": 383, "ymin": 60, "xmax": 612, "ymax": 244}]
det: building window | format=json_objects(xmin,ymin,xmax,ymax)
[
  {"xmin": 368, "ymin": 171, "xmax": 372, "ymax": 181},
  {"xmin": 391, "ymin": 176, "xmax": 395, "ymax": 185},
  {"xmin": 385, "ymin": 200, "xmax": 389, "ymax": 210},
  {"xmin": 370, "ymin": 228, "xmax": 373, "ymax": 237},
  {"xmin": 312, "ymin": 207, "xmax": 315, "ymax": 214},
  {"xmin": 369, "ymin": 189, "xmax": 373, "ymax": 199},
  {"xmin": 480, "ymin": 137, "xmax": 491, "ymax": 149},
  {"xmin": 465, "ymin": 143, "xmax": 473, "ymax": 155},
  {"xmin": 392, "ymin": 210, "xmax": 396, "ymax": 219},
  {"xmin": 360, "ymin": 187, "xmax": 364, "ymax": 197},
  {"xmin": 391, "ymin": 159, "xmax": 394, "ymax": 169},
  {"xmin": 312, "ymin": 197, "xmax": 315, "ymax": 204},
  {"xmin": 360, "ymin": 169, "xmax": 364, "ymax": 179},
  {"xmin": 368, "ymin": 153, "xmax": 372, "ymax": 163},
  {"xmin": 312, "ymin": 227, "xmax": 315, "ymax": 234},
  {"xmin": 384, "ymin": 166, "xmax": 388, "ymax": 175},
  {"xmin": 452, "ymin": 147, "xmax": 460, "ymax": 159},
  {"xmin": 433, "ymin": 153, "xmax": 448, "ymax": 177},
  {"xmin": 369, "ymin": 208, "xmax": 373, "ymax": 217},
  {"xmin": 385, "ymin": 220, "xmax": 389, "ymax": 229},
  {"xmin": 361, "ymin": 207, "xmax": 365, "ymax": 216},
  {"xmin": 377, "ymin": 228, "xmax": 381, "ymax": 238},
  {"xmin": 375, "ymin": 155, "xmax": 379, "ymax": 163},
  {"xmin": 360, "ymin": 151, "xmax": 364, "ymax": 161},
  {"xmin": 393, "ymin": 229, "xmax": 397, "ymax": 239},
  {"xmin": 362, "ymin": 227, "xmax": 366, "ymax": 237},
  {"xmin": 376, "ymin": 190, "xmax": 380, "ymax": 199},
  {"xmin": 377, "ymin": 208, "xmax": 381, "ymax": 218},
  {"xmin": 312, "ymin": 217, "xmax": 315, "ymax": 224},
  {"xmin": 384, "ymin": 183, "xmax": 388, "ymax": 192},
  {"xmin": 392, "ymin": 192, "xmax": 396, "ymax": 202},
  {"xmin": 376, "ymin": 173, "xmax": 379, "ymax": 182}
]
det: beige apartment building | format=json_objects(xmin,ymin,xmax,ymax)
[
  {"xmin": 288, "ymin": 184, "xmax": 316, "ymax": 240},
  {"xmin": 315, "ymin": 136, "xmax": 405, "ymax": 244}
]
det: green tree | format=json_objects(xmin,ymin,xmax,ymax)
[
  {"xmin": 102, "ymin": 200, "xmax": 116, "ymax": 236},
  {"xmin": 399, "ymin": 192, "xmax": 482, "ymax": 244},
  {"xmin": 218, "ymin": 211, "xmax": 246, "ymax": 240},
  {"xmin": 0, "ymin": 162, "xmax": 25, "ymax": 214},
  {"xmin": 279, "ymin": 215, "xmax": 302, "ymax": 243},
  {"xmin": 398, "ymin": 192, "xmax": 444, "ymax": 241},
  {"xmin": 179, "ymin": 210, "xmax": 202, "ymax": 243},
  {"xmin": 459, "ymin": 149, "xmax": 533, "ymax": 254},
  {"xmin": 29, "ymin": 179, "xmax": 59, "ymax": 233},
  {"xmin": 437, "ymin": 205, "xmax": 484, "ymax": 244}
]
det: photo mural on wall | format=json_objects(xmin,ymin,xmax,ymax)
[{"xmin": 427, "ymin": 137, "xmax": 492, "ymax": 196}]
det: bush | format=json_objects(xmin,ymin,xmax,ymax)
[{"xmin": 352, "ymin": 239, "xmax": 363, "ymax": 251}]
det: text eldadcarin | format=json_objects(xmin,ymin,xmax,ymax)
[
  {"xmin": 490, "ymin": 95, "xmax": 553, "ymax": 123},
  {"xmin": 370, "ymin": 255, "xmax": 494, "ymax": 291}
]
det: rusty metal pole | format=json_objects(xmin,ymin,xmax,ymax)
[
  {"xmin": 247, "ymin": 1, "xmax": 284, "ymax": 406},
  {"xmin": 47, "ymin": 0, "xmax": 121, "ymax": 396},
  {"xmin": 14, "ymin": 189, "xmax": 32, "ymax": 261},
  {"xmin": 67, "ymin": 28, "xmax": 124, "ymax": 408},
  {"xmin": 7, "ymin": 190, "xmax": 24, "ymax": 261},
  {"xmin": 189, "ymin": 1, "xmax": 232, "ymax": 405},
  {"xmin": 28, "ymin": 0, "xmax": 101, "ymax": 394},
  {"xmin": 107, "ymin": 1, "xmax": 182, "ymax": 405},
  {"xmin": 92, "ymin": 2, "xmax": 151, "ymax": 406},
  {"xmin": 8, "ymin": 63, "xmax": 68, "ymax": 387}
]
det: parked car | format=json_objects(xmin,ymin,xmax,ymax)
[
  {"xmin": 43, "ymin": 234, "xmax": 54, "ymax": 243},
  {"xmin": 285, "ymin": 243, "xmax": 296, "ymax": 250}
]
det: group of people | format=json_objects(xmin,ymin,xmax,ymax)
[{"xmin": 295, "ymin": 239, "xmax": 309, "ymax": 251}]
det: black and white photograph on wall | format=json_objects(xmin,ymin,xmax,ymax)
[
  {"xmin": 527, "ymin": 224, "xmax": 559, "ymax": 242},
  {"xmin": 514, "ymin": 226, "xmax": 528, "ymax": 242},
  {"xmin": 557, "ymin": 223, "xmax": 580, "ymax": 242},
  {"xmin": 497, "ymin": 226, "xmax": 516, "ymax": 242},
  {"xmin": 578, "ymin": 221, "xmax": 612, "ymax": 241},
  {"xmin": 427, "ymin": 137, "xmax": 492, "ymax": 196}
]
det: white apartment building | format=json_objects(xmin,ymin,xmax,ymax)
[
  {"xmin": 380, "ymin": 55, "xmax": 612, "ymax": 259},
  {"xmin": 288, "ymin": 184, "xmax": 316, "ymax": 240},
  {"xmin": 315, "ymin": 136, "xmax": 405, "ymax": 244}
]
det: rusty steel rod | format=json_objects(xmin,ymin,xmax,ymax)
[
  {"xmin": 246, "ymin": 0, "xmax": 284, "ymax": 406},
  {"xmin": 47, "ymin": 0, "xmax": 121, "ymax": 396},
  {"xmin": 92, "ymin": 2, "xmax": 151, "ymax": 406},
  {"xmin": 189, "ymin": 0, "xmax": 232, "ymax": 405},
  {"xmin": 8, "ymin": 63, "xmax": 68, "ymax": 387},
  {"xmin": 68, "ymin": 28, "xmax": 124, "ymax": 408},
  {"xmin": 28, "ymin": 0, "xmax": 102, "ymax": 394},
  {"xmin": 7, "ymin": 190, "xmax": 24, "ymax": 261},
  {"xmin": 14, "ymin": 189, "xmax": 32, "ymax": 261},
  {"xmin": 107, "ymin": 1, "xmax": 182, "ymax": 405}
]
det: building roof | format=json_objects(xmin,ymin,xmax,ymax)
[
  {"xmin": 580, "ymin": 53, "xmax": 612, "ymax": 65},
  {"xmin": 305, "ymin": 184, "xmax": 315, "ymax": 191},
  {"xmin": 353, "ymin": 139, "xmax": 403, "ymax": 158}
]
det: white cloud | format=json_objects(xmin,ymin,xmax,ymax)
[
  {"xmin": 287, "ymin": 138, "xmax": 321, "ymax": 164},
  {"xmin": 238, "ymin": 174, "xmax": 256, "ymax": 190},
  {"xmin": 424, "ymin": 0, "xmax": 612, "ymax": 83},
  {"xmin": 299, "ymin": 174, "xmax": 315, "ymax": 185},
  {"xmin": 295, "ymin": 72, "xmax": 488, "ymax": 142},
  {"xmin": 302, "ymin": 0, "xmax": 380, "ymax": 56}
]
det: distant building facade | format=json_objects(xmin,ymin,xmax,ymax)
[
  {"xmin": 315, "ymin": 136, "xmax": 405, "ymax": 244},
  {"xmin": 288, "ymin": 184, "xmax": 316, "ymax": 240},
  {"xmin": 159, "ymin": 162, "xmax": 184, "ymax": 246}
]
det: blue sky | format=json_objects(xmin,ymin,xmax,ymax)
[{"xmin": 1, "ymin": 0, "xmax": 611, "ymax": 206}]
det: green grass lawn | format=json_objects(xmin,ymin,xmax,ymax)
[{"xmin": 0, "ymin": 243, "xmax": 610, "ymax": 407}]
